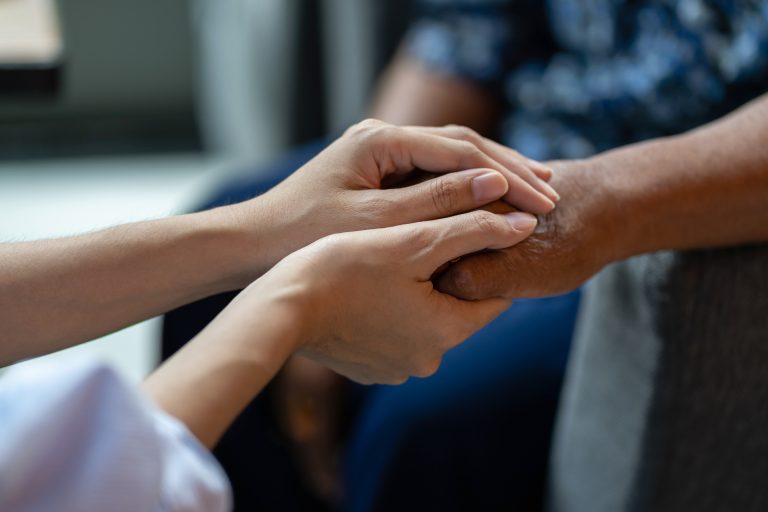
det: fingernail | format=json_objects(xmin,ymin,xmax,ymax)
[
  {"xmin": 503, "ymin": 212, "xmax": 537, "ymax": 231},
  {"xmin": 471, "ymin": 171, "xmax": 508, "ymax": 203},
  {"xmin": 540, "ymin": 180, "xmax": 561, "ymax": 201}
]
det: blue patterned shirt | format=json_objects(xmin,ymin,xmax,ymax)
[{"xmin": 407, "ymin": 0, "xmax": 768, "ymax": 160}]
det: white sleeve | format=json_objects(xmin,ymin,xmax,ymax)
[{"xmin": 0, "ymin": 357, "xmax": 232, "ymax": 512}]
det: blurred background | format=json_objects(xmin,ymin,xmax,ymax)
[{"xmin": 0, "ymin": 0, "xmax": 411, "ymax": 381}]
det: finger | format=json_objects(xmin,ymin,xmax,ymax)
[
  {"xmin": 401, "ymin": 210, "xmax": 537, "ymax": 275},
  {"xmin": 435, "ymin": 250, "xmax": 518, "ymax": 300},
  {"xmin": 378, "ymin": 168, "xmax": 509, "ymax": 223},
  {"xmin": 525, "ymin": 157, "xmax": 555, "ymax": 181},
  {"xmin": 487, "ymin": 139, "xmax": 555, "ymax": 182},
  {"xmin": 439, "ymin": 295, "xmax": 512, "ymax": 347},
  {"xmin": 405, "ymin": 125, "xmax": 559, "ymax": 201},
  {"xmin": 373, "ymin": 127, "xmax": 556, "ymax": 215}
]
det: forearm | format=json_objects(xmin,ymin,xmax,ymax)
[
  {"xmin": 0, "ymin": 119, "xmax": 550, "ymax": 363},
  {"xmin": 143, "ymin": 283, "xmax": 303, "ymax": 448},
  {"xmin": 592, "ymin": 94, "xmax": 768, "ymax": 261},
  {"xmin": 369, "ymin": 51, "xmax": 500, "ymax": 132},
  {"xmin": 0, "ymin": 204, "xmax": 267, "ymax": 365},
  {"xmin": 435, "ymin": 93, "xmax": 768, "ymax": 301}
]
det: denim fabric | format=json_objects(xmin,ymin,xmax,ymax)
[{"xmin": 344, "ymin": 293, "xmax": 580, "ymax": 512}]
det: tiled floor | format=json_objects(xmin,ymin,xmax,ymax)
[{"xmin": 0, "ymin": 153, "xmax": 227, "ymax": 382}]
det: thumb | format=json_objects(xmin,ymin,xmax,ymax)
[
  {"xmin": 380, "ymin": 169, "xmax": 510, "ymax": 223},
  {"xmin": 404, "ymin": 210, "xmax": 537, "ymax": 276}
]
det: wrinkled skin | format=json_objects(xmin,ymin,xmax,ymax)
[{"xmin": 437, "ymin": 159, "xmax": 621, "ymax": 300}]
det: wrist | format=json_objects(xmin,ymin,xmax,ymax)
[
  {"xmin": 195, "ymin": 198, "xmax": 295, "ymax": 290},
  {"xmin": 548, "ymin": 157, "xmax": 626, "ymax": 266},
  {"xmin": 238, "ymin": 260, "xmax": 317, "ymax": 354},
  {"xmin": 580, "ymin": 135, "xmax": 686, "ymax": 261},
  {"xmin": 223, "ymin": 190, "xmax": 329, "ymax": 287},
  {"xmin": 144, "ymin": 282, "xmax": 305, "ymax": 447}
]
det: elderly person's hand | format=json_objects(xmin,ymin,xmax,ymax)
[
  {"xmin": 435, "ymin": 160, "xmax": 615, "ymax": 300},
  {"xmin": 437, "ymin": 93, "xmax": 768, "ymax": 301}
]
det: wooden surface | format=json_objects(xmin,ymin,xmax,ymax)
[{"xmin": 0, "ymin": 0, "xmax": 61, "ymax": 64}]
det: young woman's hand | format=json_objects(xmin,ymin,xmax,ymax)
[
  {"xmin": 229, "ymin": 120, "xmax": 558, "ymax": 282},
  {"xmin": 248, "ymin": 209, "xmax": 538, "ymax": 385},
  {"xmin": 146, "ymin": 209, "xmax": 536, "ymax": 446}
]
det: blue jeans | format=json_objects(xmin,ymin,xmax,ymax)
[{"xmin": 162, "ymin": 140, "xmax": 580, "ymax": 511}]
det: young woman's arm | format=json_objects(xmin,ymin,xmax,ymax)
[
  {"xmin": 0, "ymin": 121, "xmax": 556, "ymax": 366},
  {"xmin": 0, "ymin": 203, "xmax": 536, "ymax": 512},
  {"xmin": 143, "ymin": 209, "xmax": 537, "ymax": 448}
]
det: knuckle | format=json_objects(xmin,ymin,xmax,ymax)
[
  {"xmin": 309, "ymin": 231, "xmax": 369, "ymax": 265},
  {"xmin": 402, "ymin": 226, "xmax": 433, "ymax": 252},
  {"xmin": 447, "ymin": 124, "xmax": 481, "ymax": 144},
  {"xmin": 509, "ymin": 160, "xmax": 536, "ymax": 179},
  {"xmin": 457, "ymin": 139, "xmax": 479, "ymax": 155},
  {"xmin": 361, "ymin": 194, "xmax": 399, "ymax": 224},
  {"xmin": 469, "ymin": 210, "xmax": 501, "ymax": 235},
  {"xmin": 351, "ymin": 118, "xmax": 384, "ymax": 132},
  {"xmin": 458, "ymin": 143, "xmax": 487, "ymax": 167},
  {"xmin": 429, "ymin": 177, "xmax": 462, "ymax": 215},
  {"xmin": 375, "ymin": 123, "xmax": 399, "ymax": 139},
  {"xmin": 369, "ymin": 126, "xmax": 406, "ymax": 163},
  {"xmin": 346, "ymin": 118, "xmax": 391, "ymax": 143}
]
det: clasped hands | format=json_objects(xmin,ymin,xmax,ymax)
[{"xmin": 218, "ymin": 120, "xmax": 614, "ymax": 385}]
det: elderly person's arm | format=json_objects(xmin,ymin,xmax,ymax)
[
  {"xmin": 370, "ymin": 0, "xmax": 551, "ymax": 133},
  {"xmin": 438, "ymin": 93, "xmax": 768, "ymax": 299},
  {"xmin": 370, "ymin": 50, "xmax": 500, "ymax": 132}
]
